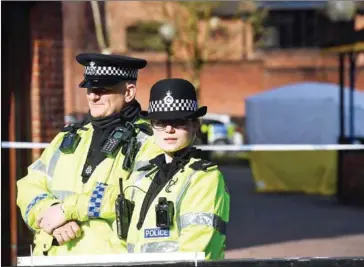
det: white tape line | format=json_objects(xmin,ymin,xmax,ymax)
[
  {"xmin": 2, "ymin": 141, "xmax": 364, "ymax": 151},
  {"xmin": 1, "ymin": 142, "xmax": 49, "ymax": 149},
  {"xmin": 17, "ymin": 252, "xmax": 206, "ymax": 266},
  {"xmin": 196, "ymin": 144, "xmax": 364, "ymax": 151}
]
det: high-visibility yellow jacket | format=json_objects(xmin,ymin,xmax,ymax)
[
  {"xmin": 16, "ymin": 120, "xmax": 162, "ymax": 256},
  {"xmin": 125, "ymin": 156, "xmax": 230, "ymax": 260}
]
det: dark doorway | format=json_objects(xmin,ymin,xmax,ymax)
[{"xmin": 2, "ymin": 2, "xmax": 34, "ymax": 266}]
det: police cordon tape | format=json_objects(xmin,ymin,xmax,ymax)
[{"xmin": 2, "ymin": 141, "xmax": 364, "ymax": 151}]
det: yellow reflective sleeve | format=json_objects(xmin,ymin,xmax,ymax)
[
  {"xmin": 16, "ymin": 133, "xmax": 65, "ymax": 230},
  {"xmin": 62, "ymin": 182, "xmax": 120, "ymax": 222},
  {"xmin": 178, "ymin": 169, "xmax": 230, "ymax": 260},
  {"xmin": 62, "ymin": 193, "xmax": 89, "ymax": 222}
]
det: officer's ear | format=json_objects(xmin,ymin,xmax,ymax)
[{"xmin": 124, "ymin": 81, "xmax": 136, "ymax": 103}]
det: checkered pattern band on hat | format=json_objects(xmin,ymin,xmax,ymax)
[
  {"xmin": 148, "ymin": 99, "xmax": 198, "ymax": 113},
  {"xmin": 85, "ymin": 65, "xmax": 138, "ymax": 79},
  {"xmin": 88, "ymin": 182, "xmax": 107, "ymax": 218}
]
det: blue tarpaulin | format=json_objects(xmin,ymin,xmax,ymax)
[
  {"xmin": 245, "ymin": 82, "xmax": 364, "ymax": 145},
  {"xmin": 257, "ymin": 1, "xmax": 327, "ymax": 10}
]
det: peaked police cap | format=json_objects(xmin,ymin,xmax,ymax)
[{"xmin": 76, "ymin": 53, "xmax": 147, "ymax": 88}]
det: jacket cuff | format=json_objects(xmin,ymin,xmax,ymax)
[
  {"xmin": 62, "ymin": 194, "xmax": 89, "ymax": 222},
  {"xmin": 27, "ymin": 198, "xmax": 60, "ymax": 229}
]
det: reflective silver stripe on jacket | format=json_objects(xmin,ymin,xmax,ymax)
[
  {"xmin": 175, "ymin": 170, "xmax": 198, "ymax": 233},
  {"xmin": 180, "ymin": 212, "xmax": 227, "ymax": 235},
  {"xmin": 127, "ymin": 243, "xmax": 135, "ymax": 253},
  {"xmin": 26, "ymin": 148, "xmax": 63, "ymax": 223},
  {"xmin": 133, "ymin": 161, "xmax": 149, "ymax": 172},
  {"xmin": 47, "ymin": 148, "xmax": 61, "ymax": 185},
  {"xmin": 131, "ymin": 170, "xmax": 149, "ymax": 201},
  {"xmin": 141, "ymin": 241, "xmax": 179, "ymax": 253},
  {"xmin": 51, "ymin": 190, "xmax": 75, "ymax": 201},
  {"xmin": 136, "ymin": 130, "xmax": 149, "ymax": 144},
  {"xmin": 30, "ymin": 160, "xmax": 47, "ymax": 175},
  {"xmin": 30, "ymin": 148, "xmax": 62, "ymax": 186}
]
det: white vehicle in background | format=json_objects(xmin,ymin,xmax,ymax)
[{"xmin": 200, "ymin": 113, "xmax": 244, "ymax": 146}]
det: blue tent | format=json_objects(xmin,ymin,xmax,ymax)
[
  {"xmin": 245, "ymin": 82, "xmax": 364, "ymax": 144},
  {"xmin": 257, "ymin": 1, "xmax": 327, "ymax": 10}
]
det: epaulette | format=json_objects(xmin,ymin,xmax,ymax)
[
  {"xmin": 189, "ymin": 159, "xmax": 218, "ymax": 171},
  {"xmin": 61, "ymin": 118, "xmax": 89, "ymax": 132},
  {"xmin": 137, "ymin": 164, "xmax": 159, "ymax": 178},
  {"xmin": 137, "ymin": 163, "xmax": 155, "ymax": 172},
  {"xmin": 136, "ymin": 123, "xmax": 153, "ymax": 136}
]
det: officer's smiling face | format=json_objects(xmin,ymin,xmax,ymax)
[
  {"xmin": 87, "ymin": 82, "xmax": 133, "ymax": 117},
  {"xmin": 151, "ymin": 119, "xmax": 199, "ymax": 153}
]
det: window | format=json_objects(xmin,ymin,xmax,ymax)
[
  {"xmin": 126, "ymin": 21, "xmax": 165, "ymax": 52},
  {"xmin": 259, "ymin": 9, "xmax": 353, "ymax": 49}
]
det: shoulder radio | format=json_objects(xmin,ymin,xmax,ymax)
[
  {"xmin": 101, "ymin": 122, "xmax": 137, "ymax": 159},
  {"xmin": 101, "ymin": 128, "xmax": 125, "ymax": 158}
]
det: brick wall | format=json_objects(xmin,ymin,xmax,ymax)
[
  {"xmin": 105, "ymin": 1, "xmax": 246, "ymax": 61},
  {"xmin": 30, "ymin": 2, "xmax": 64, "ymax": 158},
  {"xmin": 62, "ymin": 2, "xmax": 364, "ymax": 118},
  {"xmin": 70, "ymin": 54, "xmax": 364, "ymax": 117}
]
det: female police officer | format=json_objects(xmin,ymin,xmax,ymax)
[{"xmin": 123, "ymin": 78, "xmax": 230, "ymax": 259}]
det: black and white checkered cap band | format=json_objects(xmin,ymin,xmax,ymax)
[
  {"xmin": 149, "ymin": 99, "xmax": 198, "ymax": 112},
  {"xmin": 85, "ymin": 66, "xmax": 138, "ymax": 79}
]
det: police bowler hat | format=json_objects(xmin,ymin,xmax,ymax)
[{"xmin": 140, "ymin": 78, "xmax": 207, "ymax": 120}]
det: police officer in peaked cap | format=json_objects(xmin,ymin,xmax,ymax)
[{"xmin": 16, "ymin": 53, "xmax": 162, "ymax": 255}]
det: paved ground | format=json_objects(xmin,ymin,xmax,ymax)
[{"xmin": 221, "ymin": 166, "xmax": 364, "ymax": 259}]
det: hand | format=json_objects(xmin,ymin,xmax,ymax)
[
  {"xmin": 37, "ymin": 203, "xmax": 67, "ymax": 234},
  {"xmin": 52, "ymin": 221, "xmax": 82, "ymax": 245}
]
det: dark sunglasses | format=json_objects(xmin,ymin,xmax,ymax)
[{"xmin": 151, "ymin": 119, "xmax": 191, "ymax": 130}]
